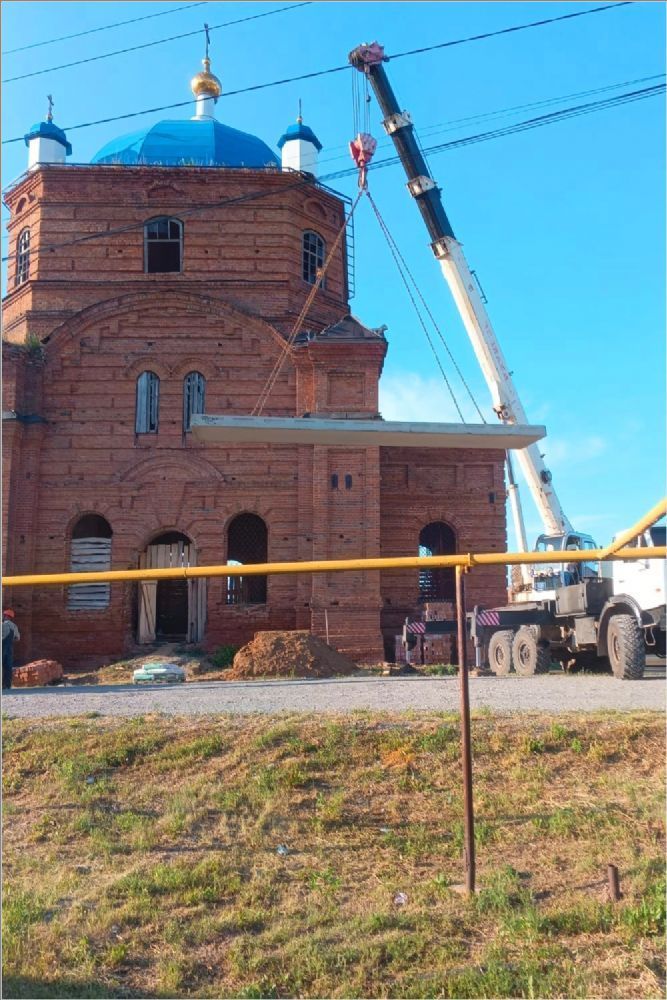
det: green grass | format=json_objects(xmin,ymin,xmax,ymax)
[{"xmin": 2, "ymin": 711, "xmax": 665, "ymax": 999}]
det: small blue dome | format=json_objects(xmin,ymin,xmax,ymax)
[
  {"xmin": 277, "ymin": 121, "xmax": 322, "ymax": 152},
  {"xmin": 24, "ymin": 120, "xmax": 72, "ymax": 155},
  {"xmin": 91, "ymin": 118, "xmax": 279, "ymax": 168}
]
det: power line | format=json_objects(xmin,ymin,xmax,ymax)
[
  {"xmin": 316, "ymin": 72, "xmax": 666, "ymax": 168},
  {"xmin": 391, "ymin": 1, "xmax": 632, "ymax": 60},
  {"xmin": 3, "ymin": 81, "xmax": 662, "ymax": 264},
  {"xmin": 2, "ymin": 3, "xmax": 312, "ymax": 83},
  {"xmin": 0, "ymin": 0, "xmax": 632, "ymax": 133},
  {"xmin": 2, "ymin": 3, "xmax": 207, "ymax": 55}
]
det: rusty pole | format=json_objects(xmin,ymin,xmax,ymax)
[
  {"xmin": 456, "ymin": 565, "xmax": 475, "ymax": 895},
  {"xmin": 607, "ymin": 864, "xmax": 621, "ymax": 901}
]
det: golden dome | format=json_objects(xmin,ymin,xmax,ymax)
[{"xmin": 190, "ymin": 57, "xmax": 222, "ymax": 99}]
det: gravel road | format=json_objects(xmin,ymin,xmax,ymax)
[{"xmin": 4, "ymin": 666, "xmax": 665, "ymax": 718}]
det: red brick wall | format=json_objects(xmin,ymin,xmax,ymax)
[{"xmin": 2, "ymin": 163, "xmax": 508, "ymax": 668}]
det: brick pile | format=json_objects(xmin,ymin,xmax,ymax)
[{"xmin": 12, "ymin": 658, "xmax": 63, "ymax": 687}]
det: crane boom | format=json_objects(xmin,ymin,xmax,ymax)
[{"xmin": 349, "ymin": 42, "xmax": 573, "ymax": 538}]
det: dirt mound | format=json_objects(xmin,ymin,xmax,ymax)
[{"xmin": 227, "ymin": 630, "xmax": 358, "ymax": 680}]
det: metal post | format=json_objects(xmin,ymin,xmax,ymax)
[
  {"xmin": 607, "ymin": 864, "xmax": 621, "ymax": 901},
  {"xmin": 456, "ymin": 565, "xmax": 475, "ymax": 895},
  {"xmin": 324, "ymin": 608, "xmax": 330, "ymax": 646}
]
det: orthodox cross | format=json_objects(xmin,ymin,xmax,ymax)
[
  {"xmin": 47, "ymin": 94, "xmax": 54, "ymax": 122},
  {"xmin": 204, "ymin": 23, "xmax": 210, "ymax": 60}
]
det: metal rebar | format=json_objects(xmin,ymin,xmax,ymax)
[
  {"xmin": 456, "ymin": 565, "xmax": 475, "ymax": 895},
  {"xmin": 607, "ymin": 864, "xmax": 621, "ymax": 901}
]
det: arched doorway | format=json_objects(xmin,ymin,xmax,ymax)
[
  {"xmin": 418, "ymin": 521, "xmax": 457, "ymax": 603},
  {"xmin": 226, "ymin": 513, "xmax": 268, "ymax": 604},
  {"xmin": 138, "ymin": 531, "xmax": 206, "ymax": 643}
]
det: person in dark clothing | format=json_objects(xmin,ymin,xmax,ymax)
[{"xmin": 2, "ymin": 609, "xmax": 20, "ymax": 689}]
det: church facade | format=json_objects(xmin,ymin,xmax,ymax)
[{"xmin": 2, "ymin": 57, "xmax": 508, "ymax": 668}]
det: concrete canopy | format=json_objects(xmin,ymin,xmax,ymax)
[{"xmin": 190, "ymin": 415, "xmax": 545, "ymax": 449}]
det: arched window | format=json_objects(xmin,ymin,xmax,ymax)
[
  {"xmin": 418, "ymin": 521, "xmax": 456, "ymax": 602},
  {"xmin": 183, "ymin": 371, "xmax": 206, "ymax": 432},
  {"xmin": 15, "ymin": 228, "xmax": 30, "ymax": 286},
  {"xmin": 227, "ymin": 513, "xmax": 268, "ymax": 605},
  {"xmin": 144, "ymin": 216, "xmax": 183, "ymax": 273},
  {"xmin": 136, "ymin": 371, "xmax": 160, "ymax": 433},
  {"xmin": 302, "ymin": 230, "xmax": 325, "ymax": 287},
  {"xmin": 68, "ymin": 515, "xmax": 113, "ymax": 611}
]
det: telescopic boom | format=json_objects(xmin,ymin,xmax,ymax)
[{"xmin": 349, "ymin": 42, "xmax": 573, "ymax": 539}]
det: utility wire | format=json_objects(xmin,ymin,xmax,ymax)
[
  {"xmin": 2, "ymin": 3, "xmax": 312, "ymax": 83},
  {"xmin": 316, "ymin": 72, "xmax": 666, "ymax": 168},
  {"xmin": 0, "ymin": 0, "xmax": 632, "ymax": 128},
  {"xmin": 3, "ymin": 81, "xmax": 663, "ymax": 264},
  {"xmin": 391, "ymin": 1, "xmax": 632, "ymax": 60},
  {"xmin": 2, "ymin": 3, "xmax": 207, "ymax": 55}
]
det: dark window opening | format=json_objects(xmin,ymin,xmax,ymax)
[
  {"xmin": 136, "ymin": 371, "xmax": 160, "ymax": 433},
  {"xmin": 345, "ymin": 474, "xmax": 352, "ymax": 489},
  {"xmin": 183, "ymin": 371, "xmax": 206, "ymax": 431},
  {"xmin": 15, "ymin": 227, "xmax": 30, "ymax": 286},
  {"xmin": 69, "ymin": 514, "xmax": 113, "ymax": 611},
  {"xmin": 144, "ymin": 216, "xmax": 183, "ymax": 273},
  {"xmin": 227, "ymin": 513, "xmax": 268, "ymax": 605},
  {"xmin": 302, "ymin": 230, "xmax": 325, "ymax": 287},
  {"xmin": 331, "ymin": 474, "xmax": 339, "ymax": 489},
  {"xmin": 418, "ymin": 521, "xmax": 456, "ymax": 602}
]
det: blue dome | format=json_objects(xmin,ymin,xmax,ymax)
[
  {"xmin": 91, "ymin": 118, "xmax": 279, "ymax": 168},
  {"xmin": 277, "ymin": 121, "xmax": 322, "ymax": 152},
  {"xmin": 24, "ymin": 120, "xmax": 72, "ymax": 155}
]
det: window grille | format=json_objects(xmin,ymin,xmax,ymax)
[
  {"xmin": 15, "ymin": 228, "xmax": 30, "ymax": 286},
  {"xmin": 183, "ymin": 371, "xmax": 206, "ymax": 432},
  {"xmin": 418, "ymin": 521, "xmax": 456, "ymax": 602},
  {"xmin": 144, "ymin": 216, "xmax": 183, "ymax": 273},
  {"xmin": 68, "ymin": 515, "xmax": 112, "ymax": 611},
  {"xmin": 226, "ymin": 513, "xmax": 268, "ymax": 605},
  {"xmin": 136, "ymin": 371, "xmax": 160, "ymax": 433},
  {"xmin": 302, "ymin": 230, "xmax": 325, "ymax": 287}
]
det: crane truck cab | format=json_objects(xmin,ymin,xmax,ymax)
[
  {"xmin": 512, "ymin": 532, "xmax": 599, "ymax": 603},
  {"xmin": 602, "ymin": 523, "xmax": 666, "ymax": 656}
]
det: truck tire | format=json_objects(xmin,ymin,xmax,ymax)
[
  {"xmin": 512, "ymin": 626, "xmax": 551, "ymax": 676},
  {"xmin": 488, "ymin": 630, "xmax": 514, "ymax": 676},
  {"xmin": 607, "ymin": 614, "xmax": 645, "ymax": 680}
]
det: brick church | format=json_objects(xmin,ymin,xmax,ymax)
[{"xmin": 2, "ymin": 53, "xmax": 510, "ymax": 668}]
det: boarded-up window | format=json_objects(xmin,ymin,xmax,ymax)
[
  {"xmin": 183, "ymin": 371, "xmax": 205, "ymax": 432},
  {"xmin": 144, "ymin": 216, "xmax": 183, "ymax": 273},
  {"xmin": 136, "ymin": 371, "xmax": 159, "ymax": 433},
  {"xmin": 68, "ymin": 515, "xmax": 112, "ymax": 611}
]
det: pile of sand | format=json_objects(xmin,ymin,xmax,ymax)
[{"xmin": 227, "ymin": 630, "xmax": 358, "ymax": 680}]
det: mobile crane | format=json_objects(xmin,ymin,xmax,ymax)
[{"xmin": 349, "ymin": 42, "xmax": 665, "ymax": 678}]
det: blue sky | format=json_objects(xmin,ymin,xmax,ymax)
[{"xmin": 2, "ymin": 1, "xmax": 665, "ymax": 547}]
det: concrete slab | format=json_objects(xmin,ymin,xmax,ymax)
[{"xmin": 190, "ymin": 415, "xmax": 545, "ymax": 450}]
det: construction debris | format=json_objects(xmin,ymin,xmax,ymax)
[
  {"xmin": 132, "ymin": 663, "xmax": 186, "ymax": 685},
  {"xmin": 12, "ymin": 659, "xmax": 63, "ymax": 688},
  {"xmin": 227, "ymin": 630, "xmax": 357, "ymax": 680}
]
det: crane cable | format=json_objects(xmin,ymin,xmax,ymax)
[
  {"xmin": 251, "ymin": 188, "xmax": 364, "ymax": 416},
  {"xmin": 365, "ymin": 190, "xmax": 487, "ymax": 423}
]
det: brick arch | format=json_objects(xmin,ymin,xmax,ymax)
[
  {"xmin": 116, "ymin": 452, "xmax": 224, "ymax": 484},
  {"xmin": 124, "ymin": 357, "xmax": 172, "ymax": 380},
  {"xmin": 42, "ymin": 288, "xmax": 289, "ymax": 356},
  {"xmin": 172, "ymin": 358, "xmax": 216, "ymax": 380}
]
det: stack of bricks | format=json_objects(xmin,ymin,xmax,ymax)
[
  {"xmin": 423, "ymin": 601, "xmax": 456, "ymax": 664},
  {"xmin": 12, "ymin": 659, "xmax": 63, "ymax": 688}
]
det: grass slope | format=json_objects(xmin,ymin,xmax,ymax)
[{"xmin": 2, "ymin": 711, "xmax": 665, "ymax": 999}]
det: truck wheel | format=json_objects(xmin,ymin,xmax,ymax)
[
  {"xmin": 488, "ymin": 630, "xmax": 514, "ymax": 676},
  {"xmin": 512, "ymin": 627, "xmax": 551, "ymax": 676},
  {"xmin": 607, "ymin": 614, "xmax": 645, "ymax": 680}
]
